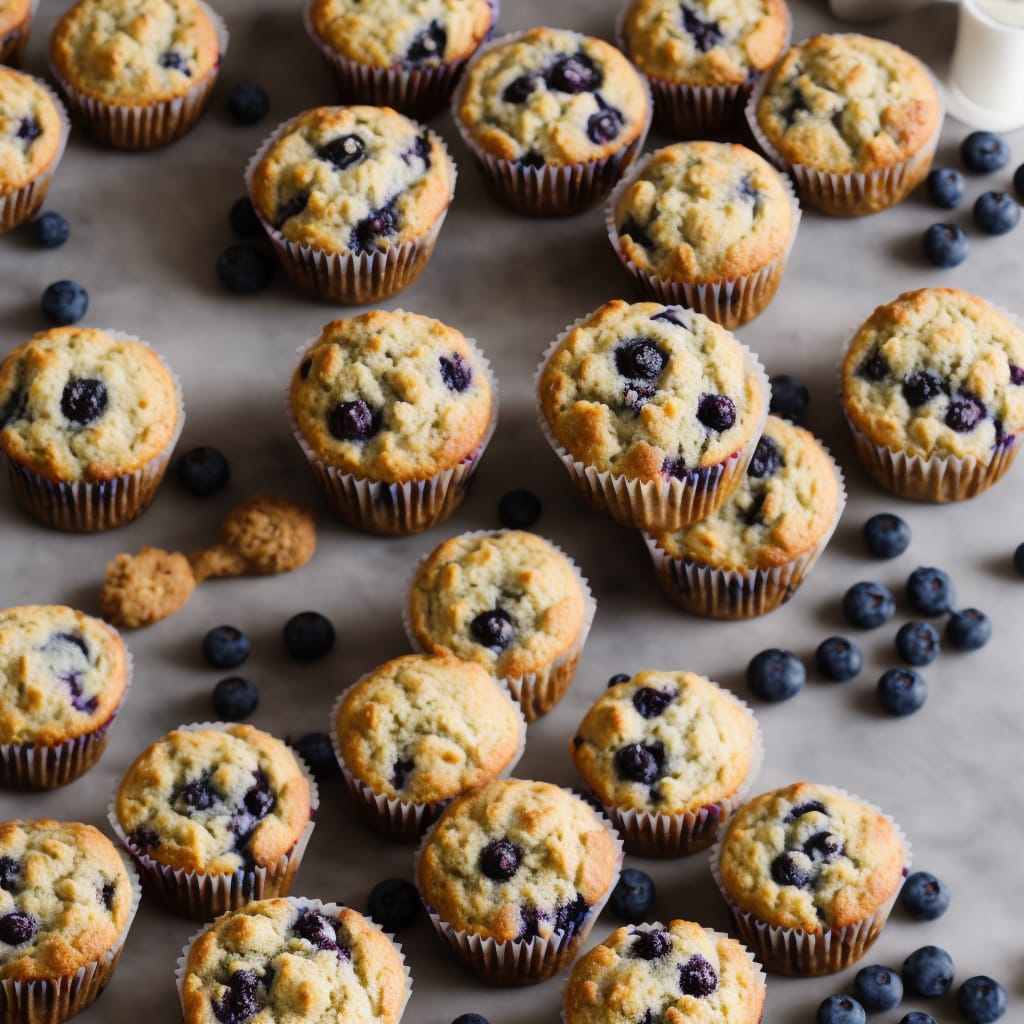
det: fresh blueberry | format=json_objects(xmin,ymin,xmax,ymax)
[
  {"xmin": 367, "ymin": 878, "xmax": 420, "ymax": 931},
  {"xmin": 768, "ymin": 373, "xmax": 809, "ymax": 419},
  {"xmin": 610, "ymin": 869, "xmax": 655, "ymax": 922},
  {"xmin": 900, "ymin": 870, "xmax": 951, "ymax": 920},
  {"xmin": 0, "ymin": 911, "xmax": 37, "ymax": 945},
  {"xmin": 842, "ymin": 581, "xmax": 896, "ymax": 629},
  {"xmin": 973, "ymin": 191, "xmax": 1020, "ymax": 234},
  {"xmin": 770, "ymin": 851, "xmax": 812, "ymax": 888},
  {"xmin": 817, "ymin": 995, "xmax": 867, "ymax": 1024},
  {"xmin": 202, "ymin": 626, "xmax": 250, "ymax": 669},
  {"xmin": 328, "ymin": 399, "xmax": 382, "ymax": 442},
  {"xmin": 586, "ymin": 106, "xmax": 623, "ymax": 144},
  {"xmin": 1015, "ymin": 542, "xmax": 1024, "ymax": 576},
  {"xmin": 178, "ymin": 446, "xmax": 230, "ymax": 495},
  {"xmin": 1016, "ymin": 162, "xmax": 1024, "ymax": 201},
  {"xmin": 470, "ymin": 608, "xmax": 514, "ymax": 650},
  {"xmin": 747, "ymin": 649, "xmax": 805, "ymax": 702},
  {"xmin": 40, "ymin": 280, "xmax": 88, "ymax": 325},
  {"xmin": 212, "ymin": 677, "xmax": 259, "ymax": 720},
  {"xmin": 607, "ymin": 673, "xmax": 631, "ymax": 688},
  {"xmin": 961, "ymin": 130, "xmax": 1010, "ymax": 173},
  {"xmin": 816, "ymin": 637, "xmax": 863, "ymax": 682},
  {"xmin": 902, "ymin": 369, "xmax": 945, "ymax": 408},
  {"xmin": 283, "ymin": 611, "xmax": 335, "ymax": 660},
  {"xmin": 288, "ymin": 732, "xmax": 338, "ymax": 779},
  {"xmin": 895, "ymin": 622, "xmax": 941, "ymax": 666},
  {"xmin": 497, "ymin": 489, "xmax": 541, "ymax": 528},
  {"xmin": 854, "ymin": 964, "xmax": 903, "ymax": 1013},
  {"xmin": 318, "ymin": 134, "xmax": 367, "ymax": 171},
  {"xmin": 480, "ymin": 838, "xmax": 521, "ymax": 880},
  {"xmin": 947, "ymin": 608, "xmax": 992, "ymax": 651},
  {"xmin": 451, "ymin": 1016, "xmax": 490, "ymax": 1024},
  {"xmin": 863, "ymin": 513, "xmax": 911, "ymax": 558},
  {"xmin": 229, "ymin": 196, "xmax": 263, "ymax": 238},
  {"xmin": 903, "ymin": 945, "xmax": 954, "ymax": 998},
  {"xmin": 925, "ymin": 167, "xmax": 965, "ymax": 208},
  {"xmin": 957, "ymin": 976, "xmax": 1008, "ymax": 1022},
  {"xmin": 614, "ymin": 742, "xmax": 664, "ymax": 784},
  {"xmin": 545, "ymin": 51, "xmax": 601, "ymax": 94},
  {"xmin": 228, "ymin": 83, "xmax": 270, "ymax": 124},
  {"xmin": 697, "ymin": 393, "xmax": 736, "ymax": 431},
  {"xmin": 747, "ymin": 435, "xmax": 784, "ymax": 478},
  {"xmin": 876, "ymin": 669, "xmax": 927, "ymax": 716},
  {"xmin": 630, "ymin": 927, "xmax": 671, "ymax": 960},
  {"xmin": 217, "ymin": 245, "xmax": 274, "ymax": 293},
  {"xmin": 61, "ymin": 378, "xmax": 107, "ymax": 424},
  {"xmin": 678, "ymin": 954, "xmax": 718, "ymax": 997},
  {"xmin": 922, "ymin": 224, "xmax": 969, "ymax": 268},
  {"xmin": 439, "ymin": 353, "xmax": 473, "ymax": 392},
  {"xmin": 899, "ymin": 1014, "xmax": 936, "ymax": 1024},
  {"xmin": 30, "ymin": 211, "xmax": 70, "ymax": 248},
  {"xmin": 405, "ymin": 19, "xmax": 445, "ymax": 63},
  {"xmin": 906, "ymin": 566, "xmax": 955, "ymax": 616},
  {"xmin": 632, "ymin": 686, "xmax": 675, "ymax": 718}
]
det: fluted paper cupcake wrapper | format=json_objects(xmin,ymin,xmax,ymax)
[
  {"xmin": 605, "ymin": 150, "xmax": 801, "ymax": 330},
  {"xmin": 245, "ymin": 115, "xmax": 456, "ymax": 304},
  {"xmin": 744, "ymin": 42, "xmax": 943, "ymax": 216},
  {"xmin": 0, "ymin": 637, "xmax": 133, "ymax": 790},
  {"xmin": 401, "ymin": 529, "xmax": 597, "ymax": 721},
  {"xmin": 709, "ymin": 786, "xmax": 912, "ymax": 976},
  {"xmin": 535, "ymin": 316, "xmax": 770, "ymax": 532},
  {"xmin": 0, "ymin": 848, "xmax": 141, "ymax": 1024},
  {"xmin": 108, "ymin": 721, "xmax": 320, "ymax": 921},
  {"xmin": 5, "ymin": 330, "xmax": 185, "ymax": 532},
  {"xmin": 174, "ymin": 898, "xmax": 413, "ymax": 1020},
  {"xmin": 451, "ymin": 29, "xmax": 652, "ymax": 216},
  {"xmin": 48, "ymin": 2, "xmax": 227, "ymax": 149},
  {"xmin": 414, "ymin": 785, "xmax": 624, "ymax": 986}
]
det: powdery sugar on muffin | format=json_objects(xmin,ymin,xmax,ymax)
[{"xmin": 0, "ymin": 67, "xmax": 63, "ymax": 193}]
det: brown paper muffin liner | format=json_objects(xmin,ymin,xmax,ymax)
[
  {"xmin": 4, "ymin": 331, "xmax": 185, "ymax": 532},
  {"xmin": 451, "ymin": 29, "xmax": 652, "ymax": 216},
  {"xmin": 414, "ymin": 787, "xmax": 624, "ymax": 986},
  {"xmin": 174, "ymin": 898, "xmax": 413, "ymax": 1020},
  {"xmin": 402, "ymin": 529, "xmax": 597, "ymax": 722},
  {"xmin": 48, "ymin": 2, "xmax": 227, "ymax": 149},
  {"xmin": 605, "ymin": 150, "xmax": 801, "ymax": 329},
  {"xmin": 535, "ymin": 319, "xmax": 770, "ymax": 532},
  {"xmin": 244, "ymin": 117, "xmax": 456, "ymax": 304},
  {"xmin": 709, "ymin": 788, "xmax": 911, "ymax": 976},
  {"xmin": 329, "ymin": 679, "xmax": 527, "ymax": 842},
  {"xmin": 0, "ymin": 640, "xmax": 133, "ymax": 791},
  {"xmin": 641, "ymin": 443, "xmax": 846, "ymax": 618},
  {"xmin": 107, "ymin": 721, "xmax": 320, "ymax": 921},
  {"xmin": 0, "ymin": 848, "xmax": 141, "ymax": 1024}
]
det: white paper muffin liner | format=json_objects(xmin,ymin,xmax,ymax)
[
  {"xmin": 329, "ymin": 674, "xmax": 527, "ymax": 842},
  {"xmin": 744, "ymin": 41, "xmax": 943, "ymax": 217},
  {"xmin": 244, "ymin": 114, "xmax": 456, "ymax": 304},
  {"xmin": 4, "ymin": 330, "xmax": 185, "ymax": 533},
  {"xmin": 605, "ymin": 147, "xmax": 801, "ymax": 330},
  {"xmin": 0, "ymin": 847, "xmax": 141, "ymax": 1024},
  {"xmin": 451, "ymin": 29, "xmax": 653, "ymax": 217},
  {"xmin": 107, "ymin": 721, "xmax": 320, "ymax": 921},
  {"xmin": 535, "ymin": 315, "xmax": 771, "ymax": 533},
  {"xmin": 0, "ymin": 635, "xmax": 133, "ymax": 791},
  {"xmin": 174, "ymin": 898, "xmax": 413, "ymax": 1021},
  {"xmin": 402, "ymin": 529, "xmax": 598, "ymax": 722},
  {"xmin": 709, "ymin": 786, "xmax": 912, "ymax": 976},
  {"xmin": 641, "ymin": 440, "xmax": 846, "ymax": 618},
  {"xmin": 414, "ymin": 784, "xmax": 625, "ymax": 986},
  {"xmin": 48, "ymin": 1, "xmax": 227, "ymax": 149}
]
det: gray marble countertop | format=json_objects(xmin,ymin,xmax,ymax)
[{"xmin": 2, "ymin": 1, "xmax": 1023, "ymax": 1022}]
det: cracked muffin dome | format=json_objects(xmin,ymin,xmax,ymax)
[{"xmin": 0, "ymin": 67, "xmax": 64, "ymax": 195}]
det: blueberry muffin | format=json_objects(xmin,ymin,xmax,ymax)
[
  {"xmin": 454, "ymin": 27, "xmax": 651, "ymax": 214},
  {"xmin": 405, "ymin": 530, "xmax": 590, "ymax": 720},
  {"xmin": 0, "ymin": 327, "xmax": 182, "ymax": 531},
  {"xmin": 0, "ymin": 0, "xmax": 33, "ymax": 66},
  {"xmin": 842, "ymin": 288, "xmax": 1024, "ymax": 502},
  {"xmin": 563, "ymin": 920, "xmax": 765, "ymax": 1024},
  {"xmin": 610, "ymin": 140, "xmax": 797, "ymax": 327},
  {"xmin": 537, "ymin": 299, "xmax": 768, "ymax": 531},
  {"xmin": 333, "ymin": 651, "xmax": 524, "ymax": 839},
  {"xmin": 714, "ymin": 782, "xmax": 907, "ymax": 975},
  {"xmin": 751, "ymin": 33, "xmax": 941, "ymax": 215},
  {"xmin": 179, "ymin": 899, "xmax": 408, "ymax": 1024},
  {"xmin": 570, "ymin": 671, "xmax": 758, "ymax": 856},
  {"xmin": 0, "ymin": 605, "xmax": 130, "ymax": 789},
  {"xmin": 417, "ymin": 778, "xmax": 620, "ymax": 985}
]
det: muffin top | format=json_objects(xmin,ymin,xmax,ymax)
[
  {"xmin": 181, "ymin": 899, "xmax": 407, "ymax": 1024},
  {"xmin": 50, "ymin": 0, "xmax": 221, "ymax": 104},
  {"xmin": 417, "ymin": 778, "xmax": 619, "ymax": 944},
  {"xmin": 621, "ymin": 0, "xmax": 789, "ymax": 87},
  {"xmin": 250, "ymin": 105, "xmax": 454, "ymax": 254},
  {"xmin": 457, "ymin": 27, "xmax": 650, "ymax": 167},
  {"xmin": 0, "ymin": 327, "xmax": 180, "ymax": 484},
  {"xmin": 842, "ymin": 288, "xmax": 1024, "ymax": 462},
  {"xmin": 309, "ymin": 0, "xmax": 494, "ymax": 68},
  {"xmin": 571, "ymin": 671, "xmax": 756, "ymax": 815},
  {"xmin": 116, "ymin": 725, "xmax": 313, "ymax": 874},
  {"xmin": 538, "ymin": 299, "xmax": 765, "ymax": 480},
  {"xmin": 717, "ymin": 782, "xmax": 905, "ymax": 931},
  {"xmin": 407, "ymin": 530, "xmax": 586, "ymax": 679},
  {"xmin": 564, "ymin": 920, "xmax": 765, "ymax": 1024},
  {"xmin": 0, "ymin": 67, "xmax": 64, "ymax": 193},
  {"xmin": 0, "ymin": 820, "xmax": 134, "ymax": 982},
  {"xmin": 0, "ymin": 604, "xmax": 129, "ymax": 746},
  {"xmin": 755, "ymin": 33, "xmax": 940, "ymax": 174},
  {"xmin": 335, "ymin": 651, "xmax": 522, "ymax": 804},
  {"xmin": 651, "ymin": 416, "xmax": 840, "ymax": 569},
  {"xmin": 289, "ymin": 310, "xmax": 493, "ymax": 483},
  {"xmin": 613, "ymin": 141, "xmax": 793, "ymax": 283}
]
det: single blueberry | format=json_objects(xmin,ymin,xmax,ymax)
[
  {"xmin": 283, "ymin": 611, "xmax": 335, "ymax": 660},
  {"xmin": 497, "ymin": 489, "xmax": 541, "ymax": 528},
  {"xmin": 961, "ymin": 130, "xmax": 1010, "ymax": 173},
  {"xmin": 632, "ymin": 686, "xmax": 675, "ymax": 718},
  {"xmin": 925, "ymin": 167, "xmax": 965, "ymax": 208},
  {"xmin": 630, "ymin": 927, "xmax": 671, "ymax": 960},
  {"xmin": 30, "ymin": 211, "xmax": 70, "ymax": 248},
  {"xmin": 803, "ymin": 831, "xmax": 844, "ymax": 862},
  {"xmin": 173, "ymin": 775, "xmax": 218, "ymax": 812},
  {"xmin": 678, "ymin": 954, "xmax": 718, "ymax": 997},
  {"xmin": 900, "ymin": 870, "xmax": 950, "ymax": 920},
  {"xmin": 216, "ymin": 245, "xmax": 274, "ymax": 294},
  {"xmin": 746, "ymin": 648, "xmax": 805, "ymax": 702},
  {"xmin": 350, "ymin": 204, "xmax": 398, "ymax": 253},
  {"xmin": 61, "ymin": 378, "xmax": 107, "ymax": 425},
  {"xmin": 451, "ymin": 1017, "xmax": 490, "ymax": 1024},
  {"xmin": 318, "ymin": 134, "xmax": 366, "ymax": 171},
  {"xmin": 816, "ymin": 636, "xmax": 863, "ymax": 682},
  {"xmin": 608, "ymin": 673, "xmax": 631, "ymax": 688},
  {"xmin": 922, "ymin": 223, "xmax": 969, "ymax": 268},
  {"xmin": 946, "ymin": 608, "xmax": 992, "ymax": 651},
  {"xmin": 439, "ymin": 353, "xmax": 473, "ymax": 392},
  {"xmin": 615, "ymin": 337, "xmax": 667, "ymax": 381},
  {"xmin": 587, "ymin": 106, "xmax": 623, "ymax": 145},
  {"xmin": 902, "ymin": 370, "xmax": 945, "ymax": 407},
  {"xmin": 391, "ymin": 757, "xmax": 415, "ymax": 790},
  {"xmin": 276, "ymin": 192, "xmax": 308, "ymax": 226},
  {"xmin": 903, "ymin": 945, "xmax": 954, "ymax": 998},
  {"xmin": 769, "ymin": 373, "xmax": 809, "ymax": 419},
  {"xmin": 328, "ymin": 399, "xmax": 382, "ymax": 442},
  {"xmin": 817, "ymin": 995, "xmax": 867, "ymax": 1024},
  {"xmin": 614, "ymin": 742, "xmax": 664, "ymax": 785},
  {"xmin": 785, "ymin": 800, "xmax": 827, "ymax": 822},
  {"xmin": 680, "ymin": 6, "xmax": 724, "ymax": 52},
  {"xmin": 229, "ymin": 196, "xmax": 263, "ymax": 238},
  {"xmin": 202, "ymin": 626, "xmax": 250, "ymax": 669},
  {"xmin": 480, "ymin": 838, "xmax": 522, "ymax": 881},
  {"xmin": 470, "ymin": 608, "xmax": 514, "ymax": 650},
  {"xmin": 502, "ymin": 74, "xmax": 536, "ymax": 103},
  {"xmin": 863, "ymin": 513, "xmax": 911, "ymax": 559},
  {"xmin": 906, "ymin": 566, "xmax": 955, "ymax": 616},
  {"xmin": 899, "ymin": 1014, "xmax": 936, "ymax": 1024},
  {"xmin": 610, "ymin": 868, "xmax": 655, "ymax": 922},
  {"xmin": 697, "ymin": 393, "xmax": 736, "ymax": 431},
  {"xmin": 747, "ymin": 435, "xmax": 784, "ymax": 478},
  {"xmin": 0, "ymin": 857, "xmax": 21, "ymax": 893},
  {"xmin": 957, "ymin": 976, "xmax": 1008, "ymax": 1023},
  {"xmin": 228, "ymin": 83, "xmax": 269, "ymax": 124},
  {"xmin": 858, "ymin": 350, "xmax": 890, "ymax": 381},
  {"xmin": 243, "ymin": 771, "xmax": 274, "ymax": 820},
  {"xmin": 770, "ymin": 851, "xmax": 812, "ymax": 888},
  {"xmin": 405, "ymin": 20, "xmax": 446, "ymax": 63},
  {"xmin": 895, "ymin": 621, "xmax": 941, "ymax": 666},
  {"xmin": 973, "ymin": 190, "xmax": 1020, "ymax": 235},
  {"xmin": 842, "ymin": 581, "xmax": 896, "ymax": 629},
  {"xmin": 546, "ymin": 51, "xmax": 602, "ymax": 93},
  {"xmin": 876, "ymin": 669, "xmax": 927, "ymax": 716},
  {"xmin": 288, "ymin": 733, "xmax": 338, "ymax": 779},
  {"xmin": 854, "ymin": 964, "xmax": 903, "ymax": 1013},
  {"xmin": 40, "ymin": 280, "xmax": 88, "ymax": 325},
  {"xmin": 179, "ymin": 446, "xmax": 231, "ymax": 495},
  {"xmin": 367, "ymin": 878, "xmax": 420, "ymax": 931},
  {"xmin": 945, "ymin": 391, "xmax": 986, "ymax": 432},
  {"xmin": 553, "ymin": 893, "xmax": 590, "ymax": 937},
  {"xmin": 159, "ymin": 50, "xmax": 190, "ymax": 73},
  {"xmin": 0, "ymin": 911, "xmax": 37, "ymax": 946},
  {"xmin": 212, "ymin": 677, "xmax": 259, "ymax": 720}
]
